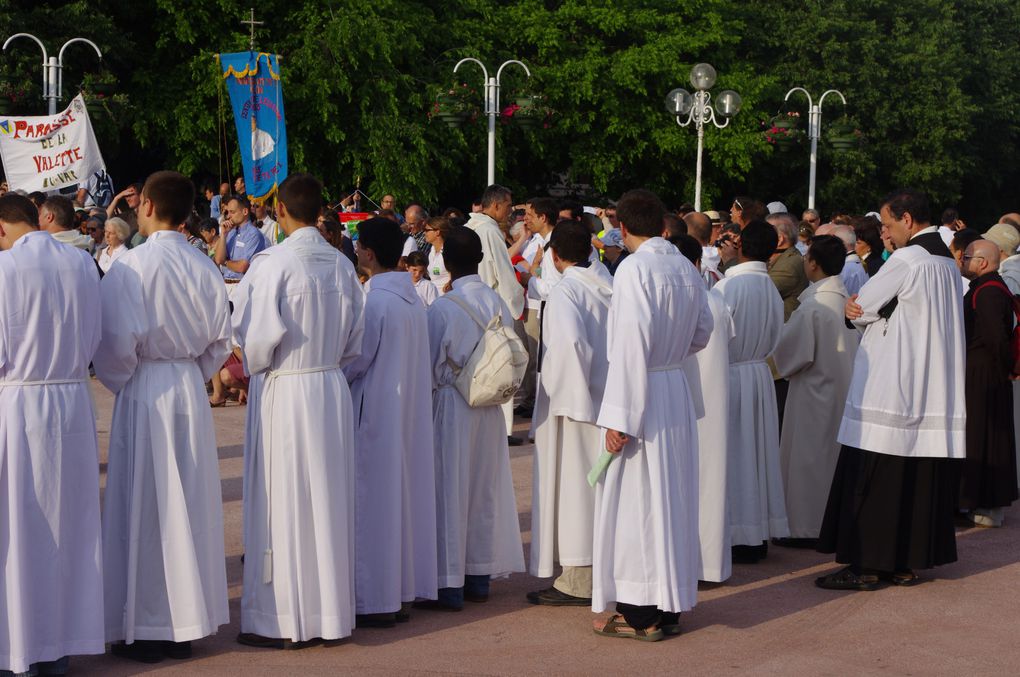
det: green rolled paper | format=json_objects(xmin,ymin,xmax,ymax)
[{"xmin": 587, "ymin": 450, "xmax": 615, "ymax": 488}]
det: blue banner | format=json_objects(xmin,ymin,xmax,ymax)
[{"xmin": 218, "ymin": 52, "xmax": 287, "ymax": 203}]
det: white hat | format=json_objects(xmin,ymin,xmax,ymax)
[
  {"xmin": 983, "ymin": 223, "xmax": 1020, "ymax": 256},
  {"xmin": 767, "ymin": 201, "xmax": 788, "ymax": 214}
]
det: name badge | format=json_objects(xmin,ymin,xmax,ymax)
[{"xmin": 236, "ymin": 241, "xmax": 247, "ymax": 248}]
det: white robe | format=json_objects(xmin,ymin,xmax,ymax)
[
  {"xmin": 0, "ymin": 232, "xmax": 104, "ymax": 673},
  {"xmin": 839, "ymin": 233, "xmax": 966, "ymax": 458},
  {"xmin": 232, "ymin": 226, "xmax": 365, "ymax": 641},
  {"xmin": 682, "ymin": 288, "xmax": 733, "ymax": 582},
  {"xmin": 414, "ymin": 277, "xmax": 439, "ymax": 307},
  {"xmin": 530, "ymin": 263, "xmax": 613, "ymax": 579},
  {"xmin": 343, "ymin": 271, "xmax": 437, "ymax": 614},
  {"xmin": 95, "ymin": 230, "xmax": 231, "ymax": 643},
  {"xmin": 427, "ymin": 275, "xmax": 525, "ymax": 588},
  {"xmin": 772, "ymin": 276, "xmax": 860, "ymax": 538},
  {"xmin": 713, "ymin": 260, "xmax": 789, "ymax": 546},
  {"xmin": 593, "ymin": 238, "xmax": 713, "ymax": 614}
]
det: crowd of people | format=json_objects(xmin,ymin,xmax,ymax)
[{"xmin": 1, "ymin": 168, "xmax": 1018, "ymax": 675}]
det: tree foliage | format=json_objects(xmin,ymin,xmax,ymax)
[{"xmin": 0, "ymin": 0, "xmax": 1017, "ymax": 222}]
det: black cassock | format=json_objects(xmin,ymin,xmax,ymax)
[{"xmin": 959, "ymin": 271, "xmax": 1019, "ymax": 510}]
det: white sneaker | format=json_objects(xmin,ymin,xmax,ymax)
[{"xmin": 969, "ymin": 509, "xmax": 1004, "ymax": 528}]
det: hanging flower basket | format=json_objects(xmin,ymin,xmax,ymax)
[
  {"xmin": 430, "ymin": 84, "xmax": 480, "ymax": 129},
  {"xmin": 501, "ymin": 94, "xmax": 553, "ymax": 130},
  {"xmin": 764, "ymin": 113, "xmax": 803, "ymax": 152},
  {"xmin": 827, "ymin": 119, "xmax": 862, "ymax": 152}
]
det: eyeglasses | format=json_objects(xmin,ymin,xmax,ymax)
[{"xmin": 961, "ymin": 255, "xmax": 985, "ymax": 261}]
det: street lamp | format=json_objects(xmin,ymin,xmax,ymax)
[
  {"xmin": 454, "ymin": 58, "xmax": 531, "ymax": 186},
  {"xmin": 2, "ymin": 33, "xmax": 103, "ymax": 115},
  {"xmin": 665, "ymin": 63, "xmax": 741, "ymax": 212},
  {"xmin": 783, "ymin": 87, "xmax": 847, "ymax": 210}
]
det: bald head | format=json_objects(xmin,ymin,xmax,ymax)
[
  {"xmin": 683, "ymin": 211, "xmax": 712, "ymax": 245},
  {"xmin": 963, "ymin": 239, "xmax": 1000, "ymax": 280},
  {"xmin": 999, "ymin": 213, "xmax": 1020, "ymax": 230}
]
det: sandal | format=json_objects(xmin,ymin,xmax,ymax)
[
  {"xmin": 881, "ymin": 570, "xmax": 921, "ymax": 587},
  {"xmin": 815, "ymin": 566, "xmax": 880, "ymax": 591},
  {"xmin": 209, "ymin": 398, "xmax": 227, "ymax": 408},
  {"xmin": 592, "ymin": 614, "xmax": 664, "ymax": 642},
  {"xmin": 660, "ymin": 611, "xmax": 681, "ymax": 636}
]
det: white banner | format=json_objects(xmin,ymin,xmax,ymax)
[{"xmin": 0, "ymin": 94, "xmax": 105, "ymax": 193}]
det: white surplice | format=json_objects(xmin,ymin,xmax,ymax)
[
  {"xmin": 343, "ymin": 271, "xmax": 437, "ymax": 614},
  {"xmin": 530, "ymin": 263, "xmax": 613, "ymax": 579},
  {"xmin": 232, "ymin": 227, "xmax": 365, "ymax": 641},
  {"xmin": 772, "ymin": 276, "xmax": 860, "ymax": 538},
  {"xmin": 95, "ymin": 230, "xmax": 231, "ymax": 643},
  {"xmin": 593, "ymin": 238, "xmax": 713, "ymax": 614},
  {"xmin": 1000, "ymin": 258, "xmax": 1020, "ymax": 487},
  {"xmin": 713, "ymin": 260, "xmax": 789, "ymax": 546},
  {"xmin": 839, "ymin": 234, "xmax": 966, "ymax": 459},
  {"xmin": 427, "ymin": 275, "xmax": 525, "ymax": 588},
  {"xmin": 682, "ymin": 288, "xmax": 734, "ymax": 582},
  {"xmin": 0, "ymin": 232, "xmax": 104, "ymax": 673}
]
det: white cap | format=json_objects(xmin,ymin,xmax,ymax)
[{"xmin": 767, "ymin": 201, "xmax": 788, "ymax": 214}]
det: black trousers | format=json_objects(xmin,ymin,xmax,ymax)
[{"xmin": 615, "ymin": 603, "xmax": 678, "ymax": 630}]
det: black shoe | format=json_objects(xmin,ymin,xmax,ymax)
[
  {"xmin": 356, "ymin": 612, "xmax": 397, "ymax": 628},
  {"xmin": 771, "ymin": 537, "xmax": 818, "ymax": 549},
  {"xmin": 236, "ymin": 633, "xmax": 322, "ymax": 650},
  {"xmin": 731, "ymin": 545, "xmax": 762, "ymax": 564},
  {"xmin": 111, "ymin": 640, "xmax": 164, "ymax": 664},
  {"xmin": 162, "ymin": 641, "xmax": 192, "ymax": 659},
  {"xmin": 395, "ymin": 604, "xmax": 411, "ymax": 623},
  {"xmin": 526, "ymin": 587, "xmax": 591, "ymax": 606},
  {"xmin": 412, "ymin": 599, "xmax": 463, "ymax": 612},
  {"xmin": 507, "ymin": 436, "xmax": 524, "ymax": 446},
  {"xmin": 464, "ymin": 592, "xmax": 489, "ymax": 603}
]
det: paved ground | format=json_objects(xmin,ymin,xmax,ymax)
[{"xmin": 75, "ymin": 381, "xmax": 1019, "ymax": 676}]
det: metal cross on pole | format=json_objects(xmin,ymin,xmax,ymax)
[{"xmin": 241, "ymin": 8, "xmax": 263, "ymax": 52}]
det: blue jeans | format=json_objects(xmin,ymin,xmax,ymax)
[{"xmin": 438, "ymin": 574, "xmax": 490, "ymax": 609}]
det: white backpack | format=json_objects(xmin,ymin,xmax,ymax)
[{"xmin": 443, "ymin": 294, "xmax": 528, "ymax": 407}]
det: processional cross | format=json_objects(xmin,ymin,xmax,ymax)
[{"xmin": 241, "ymin": 8, "xmax": 263, "ymax": 52}]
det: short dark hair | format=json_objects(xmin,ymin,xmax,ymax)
[
  {"xmin": 441, "ymin": 207, "xmax": 467, "ymax": 228},
  {"xmin": 0, "ymin": 193, "xmax": 39, "ymax": 227},
  {"xmin": 617, "ymin": 189, "xmax": 667, "ymax": 238},
  {"xmin": 480, "ymin": 184, "xmax": 512, "ymax": 209},
  {"xmin": 881, "ymin": 188, "xmax": 931, "ymax": 225},
  {"xmin": 143, "ymin": 171, "xmax": 196, "ymax": 225},
  {"xmin": 941, "ymin": 207, "xmax": 959, "ymax": 225},
  {"xmin": 530, "ymin": 197, "xmax": 559, "ymax": 226},
  {"xmin": 951, "ymin": 228, "xmax": 981, "ymax": 253},
  {"xmin": 671, "ymin": 233, "xmax": 703, "ymax": 266},
  {"xmin": 853, "ymin": 216, "xmax": 883, "ymax": 255},
  {"xmin": 807, "ymin": 235, "xmax": 847, "ymax": 276},
  {"xmin": 41, "ymin": 195, "xmax": 75, "ymax": 229},
  {"xmin": 405, "ymin": 251, "xmax": 428, "ymax": 268},
  {"xmin": 549, "ymin": 220, "xmax": 592, "ymax": 265},
  {"xmin": 225, "ymin": 193, "xmax": 252, "ymax": 221},
  {"xmin": 740, "ymin": 220, "xmax": 779, "ymax": 262},
  {"xmin": 357, "ymin": 216, "xmax": 404, "ymax": 269},
  {"xmin": 663, "ymin": 213, "xmax": 686, "ymax": 238},
  {"xmin": 442, "ymin": 226, "xmax": 483, "ymax": 275},
  {"xmin": 199, "ymin": 217, "xmax": 219, "ymax": 234},
  {"xmin": 278, "ymin": 173, "xmax": 322, "ymax": 225},
  {"xmin": 558, "ymin": 199, "xmax": 583, "ymax": 220}
]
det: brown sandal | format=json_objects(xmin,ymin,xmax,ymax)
[
  {"xmin": 592, "ymin": 614, "xmax": 664, "ymax": 642},
  {"xmin": 209, "ymin": 398, "xmax": 227, "ymax": 408}
]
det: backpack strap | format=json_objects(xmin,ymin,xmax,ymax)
[
  {"xmin": 441, "ymin": 292, "xmax": 491, "ymax": 331},
  {"xmin": 972, "ymin": 280, "xmax": 1014, "ymax": 310}
]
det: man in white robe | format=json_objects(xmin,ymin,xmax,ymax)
[
  {"xmin": 674, "ymin": 234, "xmax": 734, "ymax": 583},
  {"xmin": 714, "ymin": 221, "xmax": 789, "ymax": 564},
  {"xmin": 94, "ymin": 172, "xmax": 230, "ymax": 664},
  {"xmin": 465, "ymin": 184, "xmax": 526, "ymax": 444},
  {"xmin": 527, "ymin": 221, "xmax": 613, "ymax": 605},
  {"xmin": 95, "ymin": 171, "xmax": 231, "ymax": 663},
  {"xmin": 772, "ymin": 236, "xmax": 860, "ymax": 543},
  {"xmin": 422, "ymin": 227, "xmax": 525, "ymax": 611},
  {"xmin": 343, "ymin": 217, "xmax": 437, "ymax": 626},
  {"xmin": 0, "ymin": 194, "xmax": 105, "ymax": 676},
  {"xmin": 592, "ymin": 190, "xmax": 713, "ymax": 641},
  {"xmin": 817, "ymin": 189, "xmax": 965, "ymax": 590},
  {"xmin": 232, "ymin": 174, "xmax": 366, "ymax": 646}
]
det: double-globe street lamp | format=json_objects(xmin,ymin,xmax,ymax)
[
  {"xmin": 783, "ymin": 87, "xmax": 847, "ymax": 211},
  {"xmin": 454, "ymin": 58, "xmax": 530, "ymax": 186},
  {"xmin": 665, "ymin": 63, "xmax": 741, "ymax": 212},
  {"xmin": 3, "ymin": 33, "xmax": 103, "ymax": 115}
]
